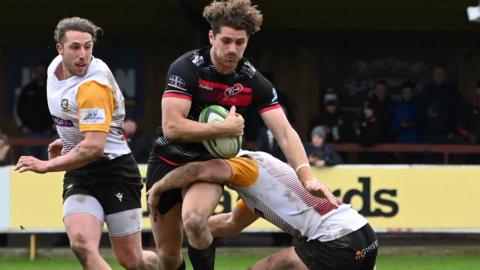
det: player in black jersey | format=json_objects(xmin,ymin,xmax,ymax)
[{"xmin": 146, "ymin": 1, "xmax": 338, "ymax": 270}]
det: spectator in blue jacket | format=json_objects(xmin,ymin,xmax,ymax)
[{"xmin": 393, "ymin": 83, "xmax": 419, "ymax": 144}]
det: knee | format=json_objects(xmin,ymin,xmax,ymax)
[
  {"xmin": 183, "ymin": 210, "xmax": 208, "ymax": 239},
  {"xmin": 117, "ymin": 255, "xmax": 143, "ymax": 270},
  {"xmin": 143, "ymin": 250, "xmax": 160, "ymax": 268},
  {"xmin": 116, "ymin": 248, "xmax": 145, "ymax": 270},
  {"xmin": 69, "ymin": 233, "xmax": 95, "ymax": 264}
]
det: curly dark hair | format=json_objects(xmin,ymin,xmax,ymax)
[
  {"xmin": 54, "ymin": 17, "xmax": 103, "ymax": 44},
  {"xmin": 203, "ymin": 0, "xmax": 263, "ymax": 35}
]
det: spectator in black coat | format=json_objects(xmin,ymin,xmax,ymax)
[
  {"xmin": 366, "ymin": 80, "xmax": 395, "ymax": 142},
  {"xmin": 309, "ymin": 93, "xmax": 355, "ymax": 143},
  {"xmin": 417, "ymin": 65, "xmax": 463, "ymax": 163},
  {"xmin": 16, "ymin": 62, "xmax": 54, "ymax": 159},
  {"xmin": 355, "ymin": 102, "xmax": 384, "ymax": 163}
]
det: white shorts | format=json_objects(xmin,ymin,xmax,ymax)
[{"xmin": 63, "ymin": 194, "xmax": 142, "ymax": 237}]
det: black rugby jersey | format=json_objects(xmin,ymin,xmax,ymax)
[{"xmin": 152, "ymin": 47, "xmax": 280, "ymax": 165}]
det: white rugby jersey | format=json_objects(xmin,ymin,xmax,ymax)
[
  {"xmin": 47, "ymin": 55, "xmax": 130, "ymax": 160},
  {"xmin": 226, "ymin": 151, "xmax": 368, "ymax": 242}
]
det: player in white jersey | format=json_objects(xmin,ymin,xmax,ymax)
[
  {"xmin": 148, "ymin": 150, "xmax": 377, "ymax": 270},
  {"xmin": 15, "ymin": 17, "xmax": 159, "ymax": 270}
]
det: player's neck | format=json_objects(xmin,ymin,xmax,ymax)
[{"xmin": 62, "ymin": 64, "xmax": 74, "ymax": 80}]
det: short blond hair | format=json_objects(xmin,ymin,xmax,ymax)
[{"xmin": 203, "ymin": 0, "xmax": 263, "ymax": 35}]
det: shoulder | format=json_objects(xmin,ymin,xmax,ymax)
[
  {"xmin": 47, "ymin": 55, "xmax": 62, "ymax": 77},
  {"xmin": 237, "ymin": 58, "xmax": 257, "ymax": 78},
  {"xmin": 170, "ymin": 48, "xmax": 207, "ymax": 69},
  {"xmin": 83, "ymin": 57, "xmax": 115, "ymax": 86},
  {"xmin": 89, "ymin": 57, "xmax": 111, "ymax": 74}
]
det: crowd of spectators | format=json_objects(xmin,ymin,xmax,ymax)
[
  {"xmin": 2, "ymin": 64, "xmax": 479, "ymax": 167},
  {"xmin": 303, "ymin": 64, "xmax": 480, "ymax": 165}
]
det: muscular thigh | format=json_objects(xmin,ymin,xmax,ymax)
[
  {"xmin": 251, "ymin": 247, "xmax": 308, "ymax": 270},
  {"xmin": 64, "ymin": 211, "xmax": 104, "ymax": 246},
  {"xmin": 182, "ymin": 182, "xmax": 223, "ymax": 217},
  {"xmin": 150, "ymin": 203, "xmax": 184, "ymax": 254}
]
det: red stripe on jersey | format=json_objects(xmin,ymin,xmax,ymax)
[
  {"xmin": 198, "ymin": 79, "xmax": 253, "ymax": 94},
  {"xmin": 157, "ymin": 154, "xmax": 185, "ymax": 166},
  {"xmin": 163, "ymin": 92, "xmax": 192, "ymax": 101},
  {"xmin": 313, "ymin": 201, "xmax": 337, "ymax": 216},
  {"xmin": 217, "ymin": 95, "xmax": 253, "ymax": 106},
  {"xmin": 259, "ymin": 103, "xmax": 281, "ymax": 114}
]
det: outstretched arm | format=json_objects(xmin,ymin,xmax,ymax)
[
  {"xmin": 208, "ymin": 199, "xmax": 258, "ymax": 238},
  {"xmin": 147, "ymin": 159, "xmax": 232, "ymax": 212},
  {"xmin": 15, "ymin": 131, "xmax": 107, "ymax": 173}
]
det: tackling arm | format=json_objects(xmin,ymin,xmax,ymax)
[
  {"xmin": 208, "ymin": 199, "xmax": 258, "ymax": 238},
  {"xmin": 147, "ymin": 159, "xmax": 232, "ymax": 208}
]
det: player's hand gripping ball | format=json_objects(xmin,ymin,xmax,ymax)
[{"xmin": 199, "ymin": 105, "xmax": 242, "ymax": 158}]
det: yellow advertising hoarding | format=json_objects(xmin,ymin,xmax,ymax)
[
  {"xmin": 315, "ymin": 165, "xmax": 480, "ymax": 231},
  {"xmin": 8, "ymin": 165, "xmax": 480, "ymax": 232}
]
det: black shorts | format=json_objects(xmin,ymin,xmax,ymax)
[
  {"xmin": 146, "ymin": 156, "xmax": 182, "ymax": 214},
  {"xmin": 63, "ymin": 154, "xmax": 143, "ymax": 215},
  {"xmin": 295, "ymin": 224, "xmax": 378, "ymax": 270}
]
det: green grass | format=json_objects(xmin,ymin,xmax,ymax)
[
  {"xmin": 0, "ymin": 246, "xmax": 479, "ymax": 270},
  {"xmin": 377, "ymin": 254, "xmax": 480, "ymax": 270}
]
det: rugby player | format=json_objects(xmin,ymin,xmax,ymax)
[
  {"xmin": 148, "ymin": 150, "xmax": 377, "ymax": 270},
  {"xmin": 146, "ymin": 1, "xmax": 338, "ymax": 269},
  {"xmin": 15, "ymin": 17, "xmax": 159, "ymax": 270}
]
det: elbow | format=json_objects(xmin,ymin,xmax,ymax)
[
  {"xmin": 162, "ymin": 122, "xmax": 182, "ymax": 142},
  {"xmin": 81, "ymin": 141, "xmax": 104, "ymax": 160},
  {"xmin": 90, "ymin": 145, "xmax": 105, "ymax": 159}
]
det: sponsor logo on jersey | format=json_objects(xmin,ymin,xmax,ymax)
[
  {"xmin": 225, "ymin": 83, "xmax": 244, "ymax": 97},
  {"xmin": 240, "ymin": 61, "xmax": 256, "ymax": 78},
  {"xmin": 199, "ymin": 82, "xmax": 213, "ymax": 91},
  {"xmin": 52, "ymin": 115, "xmax": 74, "ymax": 127},
  {"xmin": 192, "ymin": 52, "xmax": 204, "ymax": 66},
  {"xmin": 61, "ymin": 98, "xmax": 71, "ymax": 112},
  {"xmin": 355, "ymin": 239, "xmax": 378, "ymax": 260},
  {"xmin": 271, "ymin": 88, "xmax": 278, "ymax": 103},
  {"xmin": 115, "ymin": 192, "xmax": 123, "ymax": 202},
  {"xmin": 80, "ymin": 108, "xmax": 106, "ymax": 124},
  {"xmin": 168, "ymin": 75, "xmax": 186, "ymax": 90}
]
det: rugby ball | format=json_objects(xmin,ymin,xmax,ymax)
[{"xmin": 199, "ymin": 105, "xmax": 242, "ymax": 158}]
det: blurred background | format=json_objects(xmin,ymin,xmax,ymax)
[
  {"xmin": 2, "ymin": 1, "xmax": 480, "ymax": 151},
  {"xmin": 1, "ymin": 1, "xmax": 480, "ymax": 268}
]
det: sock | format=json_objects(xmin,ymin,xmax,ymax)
[
  {"xmin": 188, "ymin": 241, "xmax": 216, "ymax": 270},
  {"xmin": 177, "ymin": 258, "xmax": 186, "ymax": 270}
]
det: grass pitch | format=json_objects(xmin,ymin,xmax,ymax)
[{"xmin": 0, "ymin": 246, "xmax": 479, "ymax": 270}]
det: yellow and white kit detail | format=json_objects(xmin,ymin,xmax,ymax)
[
  {"xmin": 226, "ymin": 151, "xmax": 368, "ymax": 242},
  {"xmin": 47, "ymin": 55, "xmax": 130, "ymax": 160}
]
